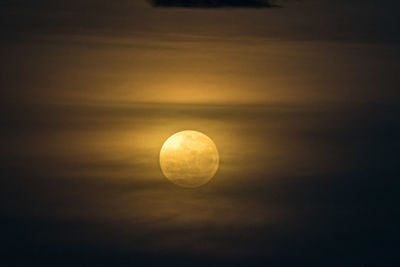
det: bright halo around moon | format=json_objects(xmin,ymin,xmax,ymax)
[{"xmin": 159, "ymin": 130, "xmax": 219, "ymax": 188}]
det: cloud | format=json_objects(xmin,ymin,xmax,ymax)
[{"xmin": 148, "ymin": 0, "xmax": 278, "ymax": 8}]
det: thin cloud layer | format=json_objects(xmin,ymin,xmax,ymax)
[{"xmin": 148, "ymin": 0, "xmax": 277, "ymax": 8}]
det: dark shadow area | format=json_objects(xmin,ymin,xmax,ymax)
[{"xmin": 148, "ymin": 0, "xmax": 277, "ymax": 8}]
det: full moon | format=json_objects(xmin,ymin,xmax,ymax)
[{"xmin": 159, "ymin": 130, "xmax": 219, "ymax": 188}]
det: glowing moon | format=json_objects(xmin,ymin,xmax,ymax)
[{"xmin": 159, "ymin": 130, "xmax": 219, "ymax": 188}]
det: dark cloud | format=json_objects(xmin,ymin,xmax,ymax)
[
  {"xmin": 1, "ymin": 0, "xmax": 399, "ymax": 44},
  {"xmin": 1, "ymin": 102, "xmax": 400, "ymax": 265},
  {"xmin": 1, "ymin": 0, "xmax": 400, "ymax": 265},
  {"xmin": 148, "ymin": 0, "xmax": 277, "ymax": 8}
]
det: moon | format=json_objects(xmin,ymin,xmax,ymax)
[{"xmin": 159, "ymin": 130, "xmax": 219, "ymax": 188}]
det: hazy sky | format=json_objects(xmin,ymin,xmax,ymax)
[
  {"xmin": 1, "ymin": 0, "xmax": 400, "ymax": 265},
  {"xmin": 1, "ymin": 0, "xmax": 399, "ymax": 105}
]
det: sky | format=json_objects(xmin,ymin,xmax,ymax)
[
  {"xmin": 1, "ymin": 0, "xmax": 400, "ymax": 105},
  {"xmin": 1, "ymin": 0, "xmax": 400, "ymax": 265}
]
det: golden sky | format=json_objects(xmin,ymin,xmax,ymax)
[
  {"xmin": 1, "ymin": 0, "xmax": 400, "ymax": 265},
  {"xmin": 1, "ymin": 0, "xmax": 399, "ymax": 106}
]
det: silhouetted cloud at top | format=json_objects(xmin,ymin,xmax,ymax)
[{"xmin": 148, "ymin": 0, "xmax": 277, "ymax": 8}]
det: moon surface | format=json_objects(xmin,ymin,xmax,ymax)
[{"xmin": 159, "ymin": 130, "xmax": 219, "ymax": 188}]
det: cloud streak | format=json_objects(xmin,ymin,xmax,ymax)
[{"xmin": 148, "ymin": 0, "xmax": 277, "ymax": 8}]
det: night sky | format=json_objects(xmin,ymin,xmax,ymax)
[{"xmin": 1, "ymin": 0, "xmax": 400, "ymax": 266}]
